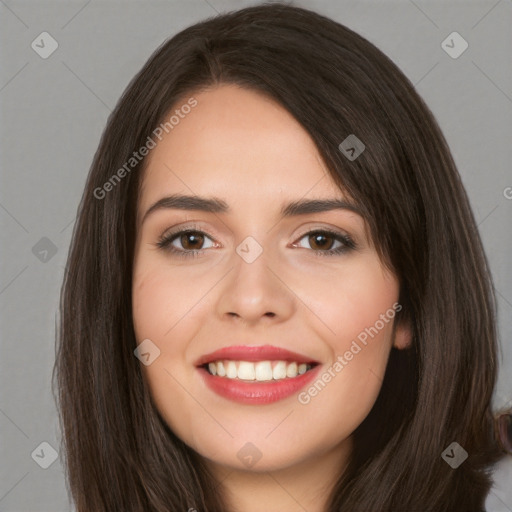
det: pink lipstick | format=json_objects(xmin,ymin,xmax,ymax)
[{"xmin": 195, "ymin": 345, "xmax": 321, "ymax": 404}]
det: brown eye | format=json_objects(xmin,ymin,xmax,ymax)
[
  {"xmin": 308, "ymin": 232, "xmax": 335, "ymax": 251},
  {"xmin": 156, "ymin": 228, "xmax": 215, "ymax": 257},
  {"xmin": 294, "ymin": 229, "xmax": 356, "ymax": 257},
  {"xmin": 179, "ymin": 231, "xmax": 205, "ymax": 250}
]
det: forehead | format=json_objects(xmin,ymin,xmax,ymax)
[{"xmin": 138, "ymin": 84, "xmax": 346, "ymax": 212}]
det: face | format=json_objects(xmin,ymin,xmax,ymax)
[{"xmin": 132, "ymin": 84, "xmax": 410, "ymax": 473}]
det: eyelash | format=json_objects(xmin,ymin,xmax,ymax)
[{"xmin": 155, "ymin": 224, "xmax": 356, "ymax": 259}]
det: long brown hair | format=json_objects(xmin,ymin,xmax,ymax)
[{"xmin": 53, "ymin": 3, "xmax": 509, "ymax": 510}]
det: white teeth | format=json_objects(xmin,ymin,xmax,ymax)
[
  {"xmin": 216, "ymin": 361, "xmax": 226, "ymax": 377},
  {"xmin": 238, "ymin": 361, "xmax": 256, "ymax": 380},
  {"xmin": 226, "ymin": 361, "xmax": 237, "ymax": 379},
  {"xmin": 272, "ymin": 361, "xmax": 287, "ymax": 380},
  {"xmin": 255, "ymin": 361, "xmax": 273, "ymax": 381},
  {"xmin": 286, "ymin": 362, "xmax": 298, "ymax": 378},
  {"xmin": 205, "ymin": 360, "xmax": 313, "ymax": 380}
]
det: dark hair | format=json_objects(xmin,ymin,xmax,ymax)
[{"xmin": 53, "ymin": 3, "xmax": 509, "ymax": 511}]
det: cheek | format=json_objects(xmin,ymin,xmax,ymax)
[
  {"xmin": 132, "ymin": 268, "xmax": 173, "ymax": 341},
  {"xmin": 295, "ymin": 257, "xmax": 398, "ymax": 431},
  {"xmin": 132, "ymin": 263, "xmax": 198, "ymax": 435},
  {"xmin": 131, "ymin": 264, "xmax": 198, "ymax": 387},
  {"xmin": 132, "ymin": 257, "xmax": 209, "ymax": 344},
  {"xmin": 300, "ymin": 254, "xmax": 398, "ymax": 349}
]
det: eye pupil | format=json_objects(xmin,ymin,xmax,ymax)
[
  {"xmin": 181, "ymin": 232, "xmax": 204, "ymax": 250},
  {"xmin": 309, "ymin": 233, "xmax": 333, "ymax": 250}
]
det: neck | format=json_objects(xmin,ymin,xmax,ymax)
[{"xmin": 207, "ymin": 436, "xmax": 353, "ymax": 512}]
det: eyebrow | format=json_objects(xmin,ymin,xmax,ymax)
[{"xmin": 141, "ymin": 193, "xmax": 362, "ymax": 224}]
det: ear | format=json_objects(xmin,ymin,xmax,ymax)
[{"xmin": 393, "ymin": 318, "xmax": 412, "ymax": 350}]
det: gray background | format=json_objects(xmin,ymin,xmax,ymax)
[{"xmin": 0, "ymin": 0, "xmax": 511, "ymax": 510}]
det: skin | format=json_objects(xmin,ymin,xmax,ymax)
[{"xmin": 132, "ymin": 84, "xmax": 411, "ymax": 512}]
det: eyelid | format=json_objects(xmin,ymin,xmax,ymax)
[
  {"xmin": 155, "ymin": 222, "xmax": 357, "ymax": 262},
  {"xmin": 159, "ymin": 222, "xmax": 354, "ymax": 246},
  {"xmin": 293, "ymin": 224, "xmax": 354, "ymax": 243},
  {"xmin": 160, "ymin": 222, "xmax": 220, "ymax": 242},
  {"xmin": 291, "ymin": 227, "xmax": 357, "ymax": 255}
]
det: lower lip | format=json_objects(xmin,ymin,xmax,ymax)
[{"xmin": 197, "ymin": 364, "xmax": 322, "ymax": 404}]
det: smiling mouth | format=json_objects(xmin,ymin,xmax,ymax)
[
  {"xmin": 196, "ymin": 345, "xmax": 322, "ymax": 404},
  {"xmin": 201, "ymin": 360, "xmax": 319, "ymax": 381}
]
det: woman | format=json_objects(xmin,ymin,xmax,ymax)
[{"xmin": 53, "ymin": 3, "xmax": 511, "ymax": 511}]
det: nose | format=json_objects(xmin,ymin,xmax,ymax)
[{"xmin": 215, "ymin": 245, "xmax": 295, "ymax": 326}]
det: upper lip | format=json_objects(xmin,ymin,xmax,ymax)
[{"xmin": 195, "ymin": 344, "xmax": 320, "ymax": 367}]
